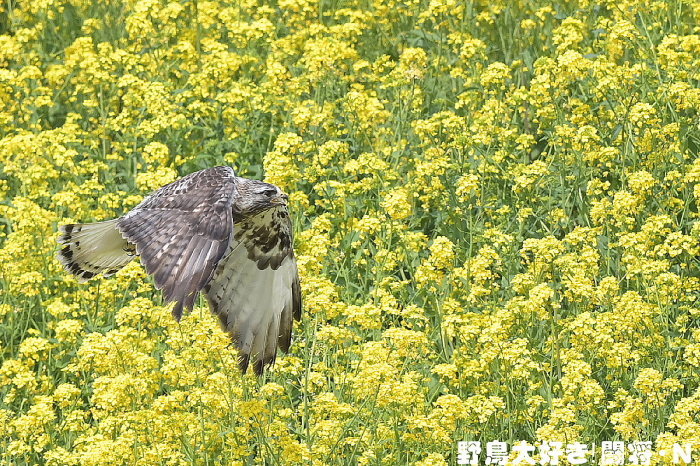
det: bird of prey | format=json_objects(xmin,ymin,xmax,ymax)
[{"xmin": 57, "ymin": 166, "xmax": 301, "ymax": 375}]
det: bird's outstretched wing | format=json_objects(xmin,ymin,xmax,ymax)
[
  {"xmin": 204, "ymin": 206, "xmax": 302, "ymax": 375},
  {"xmin": 117, "ymin": 166, "xmax": 237, "ymax": 320}
]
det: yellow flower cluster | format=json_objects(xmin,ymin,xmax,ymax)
[{"xmin": 1, "ymin": 0, "xmax": 700, "ymax": 463}]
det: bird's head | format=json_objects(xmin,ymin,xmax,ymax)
[{"xmin": 234, "ymin": 178, "xmax": 289, "ymax": 218}]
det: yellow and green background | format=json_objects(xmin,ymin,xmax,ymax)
[{"xmin": 1, "ymin": 0, "xmax": 700, "ymax": 463}]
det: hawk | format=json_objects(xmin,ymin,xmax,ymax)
[{"xmin": 57, "ymin": 166, "xmax": 301, "ymax": 375}]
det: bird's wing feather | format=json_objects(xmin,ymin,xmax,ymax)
[
  {"xmin": 117, "ymin": 166, "xmax": 237, "ymax": 319},
  {"xmin": 204, "ymin": 206, "xmax": 301, "ymax": 375}
]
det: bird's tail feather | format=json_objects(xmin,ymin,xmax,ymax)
[{"xmin": 57, "ymin": 219, "xmax": 135, "ymax": 282}]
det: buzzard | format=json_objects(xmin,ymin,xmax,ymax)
[{"xmin": 57, "ymin": 166, "xmax": 301, "ymax": 375}]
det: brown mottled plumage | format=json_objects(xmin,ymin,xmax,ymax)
[{"xmin": 57, "ymin": 166, "xmax": 301, "ymax": 375}]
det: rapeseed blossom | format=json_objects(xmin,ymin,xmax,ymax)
[{"xmin": 1, "ymin": 0, "xmax": 700, "ymax": 464}]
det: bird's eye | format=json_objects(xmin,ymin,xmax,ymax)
[{"xmin": 263, "ymin": 188, "xmax": 277, "ymax": 197}]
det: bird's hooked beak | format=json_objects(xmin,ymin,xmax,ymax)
[{"xmin": 270, "ymin": 192, "xmax": 289, "ymax": 206}]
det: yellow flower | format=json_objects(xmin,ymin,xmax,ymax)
[
  {"xmin": 135, "ymin": 166, "xmax": 178, "ymax": 192},
  {"xmin": 480, "ymin": 62, "xmax": 510, "ymax": 90},
  {"xmin": 381, "ymin": 187, "xmax": 413, "ymax": 220},
  {"xmin": 455, "ymin": 173, "xmax": 479, "ymax": 201}
]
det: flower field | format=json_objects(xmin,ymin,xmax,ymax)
[{"xmin": 1, "ymin": 0, "xmax": 700, "ymax": 463}]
